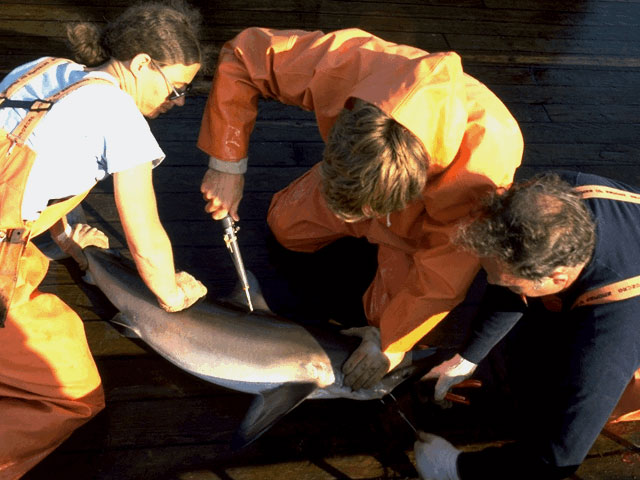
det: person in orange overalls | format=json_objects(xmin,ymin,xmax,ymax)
[
  {"xmin": 0, "ymin": 3, "xmax": 206, "ymax": 478},
  {"xmin": 198, "ymin": 28, "xmax": 524, "ymax": 389}
]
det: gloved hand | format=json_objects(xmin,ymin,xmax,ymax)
[
  {"xmin": 341, "ymin": 326, "xmax": 405, "ymax": 390},
  {"xmin": 414, "ymin": 432, "xmax": 461, "ymax": 480},
  {"xmin": 421, "ymin": 353, "xmax": 478, "ymax": 405},
  {"xmin": 158, "ymin": 271, "xmax": 207, "ymax": 313},
  {"xmin": 53, "ymin": 223, "xmax": 110, "ymax": 270}
]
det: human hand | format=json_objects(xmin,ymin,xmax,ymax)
[
  {"xmin": 157, "ymin": 271, "xmax": 207, "ymax": 312},
  {"xmin": 341, "ymin": 326, "xmax": 405, "ymax": 390},
  {"xmin": 53, "ymin": 223, "xmax": 109, "ymax": 270},
  {"xmin": 201, "ymin": 169, "xmax": 244, "ymax": 221},
  {"xmin": 420, "ymin": 353, "xmax": 478, "ymax": 405},
  {"xmin": 414, "ymin": 432, "xmax": 461, "ymax": 480}
]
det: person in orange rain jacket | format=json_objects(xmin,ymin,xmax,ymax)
[
  {"xmin": 198, "ymin": 28, "xmax": 524, "ymax": 390},
  {"xmin": 0, "ymin": 3, "xmax": 206, "ymax": 478}
]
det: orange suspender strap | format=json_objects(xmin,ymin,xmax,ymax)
[
  {"xmin": 0, "ymin": 58, "xmax": 70, "ymax": 106},
  {"xmin": 6, "ymin": 76, "xmax": 115, "ymax": 148},
  {"xmin": 572, "ymin": 275, "xmax": 640, "ymax": 309},
  {"xmin": 571, "ymin": 185, "xmax": 640, "ymax": 309},
  {"xmin": 574, "ymin": 184, "xmax": 640, "ymax": 204}
]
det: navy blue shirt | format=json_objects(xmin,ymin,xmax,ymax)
[{"xmin": 457, "ymin": 171, "xmax": 640, "ymax": 479}]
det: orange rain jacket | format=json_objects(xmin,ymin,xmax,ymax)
[{"xmin": 198, "ymin": 28, "xmax": 524, "ymax": 353}]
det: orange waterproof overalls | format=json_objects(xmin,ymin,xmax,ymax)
[
  {"xmin": 198, "ymin": 28, "xmax": 524, "ymax": 354},
  {"xmin": 0, "ymin": 58, "xmax": 107, "ymax": 479}
]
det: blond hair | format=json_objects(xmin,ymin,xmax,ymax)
[{"xmin": 320, "ymin": 100, "xmax": 428, "ymax": 219}]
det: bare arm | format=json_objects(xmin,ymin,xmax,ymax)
[{"xmin": 113, "ymin": 162, "xmax": 184, "ymax": 307}]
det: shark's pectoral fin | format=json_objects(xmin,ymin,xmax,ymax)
[
  {"xmin": 108, "ymin": 312, "xmax": 141, "ymax": 339},
  {"xmin": 232, "ymin": 382, "xmax": 318, "ymax": 449}
]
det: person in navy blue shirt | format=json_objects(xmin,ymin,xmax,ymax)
[{"xmin": 415, "ymin": 171, "xmax": 640, "ymax": 480}]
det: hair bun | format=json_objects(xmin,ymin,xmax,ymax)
[{"xmin": 66, "ymin": 22, "xmax": 109, "ymax": 66}]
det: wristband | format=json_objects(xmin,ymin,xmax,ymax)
[
  {"xmin": 55, "ymin": 223, "xmax": 73, "ymax": 243},
  {"xmin": 208, "ymin": 156, "xmax": 248, "ymax": 174}
]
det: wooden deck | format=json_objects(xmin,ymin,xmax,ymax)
[{"xmin": 2, "ymin": 0, "xmax": 640, "ymax": 478}]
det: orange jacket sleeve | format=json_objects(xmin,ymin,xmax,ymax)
[{"xmin": 197, "ymin": 27, "xmax": 469, "ymax": 166}]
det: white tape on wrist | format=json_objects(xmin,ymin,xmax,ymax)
[
  {"xmin": 208, "ymin": 156, "xmax": 248, "ymax": 174},
  {"xmin": 55, "ymin": 224, "xmax": 73, "ymax": 243}
]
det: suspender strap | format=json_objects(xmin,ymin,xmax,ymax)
[
  {"xmin": 574, "ymin": 184, "xmax": 640, "ymax": 204},
  {"xmin": 571, "ymin": 184, "xmax": 640, "ymax": 309},
  {"xmin": 0, "ymin": 99, "xmax": 54, "ymax": 111},
  {"xmin": 572, "ymin": 275, "xmax": 640, "ymax": 309},
  {"xmin": 6, "ymin": 77, "xmax": 114, "ymax": 147},
  {"xmin": 0, "ymin": 57, "xmax": 70, "ymax": 107}
]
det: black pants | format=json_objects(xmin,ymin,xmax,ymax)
[{"xmin": 459, "ymin": 299, "xmax": 640, "ymax": 479}]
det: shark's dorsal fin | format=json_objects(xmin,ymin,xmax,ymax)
[
  {"xmin": 109, "ymin": 312, "xmax": 141, "ymax": 339},
  {"xmin": 226, "ymin": 270, "xmax": 272, "ymax": 313},
  {"xmin": 232, "ymin": 382, "xmax": 318, "ymax": 449}
]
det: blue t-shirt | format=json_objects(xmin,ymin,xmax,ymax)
[{"xmin": 0, "ymin": 57, "xmax": 165, "ymax": 220}]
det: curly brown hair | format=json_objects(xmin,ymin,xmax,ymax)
[
  {"xmin": 320, "ymin": 100, "xmax": 428, "ymax": 220},
  {"xmin": 456, "ymin": 173, "xmax": 596, "ymax": 280},
  {"xmin": 66, "ymin": 0, "xmax": 202, "ymax": 67}
]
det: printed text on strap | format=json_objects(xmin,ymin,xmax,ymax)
[
  {"xmin": 572, "ymin": 275, "xmax": 640, "ymax": 309},
  {"xmin": 574, "ymin": 185, "xmax": 640, "ymax": 204}
]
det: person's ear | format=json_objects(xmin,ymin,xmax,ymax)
[
  {"xmin": 550, "ymin": 269, "xmax": 570, "ymax": 288},
  {"xmin": 128, "ymin": 53, "xmax": 152, "ymax": 78}
]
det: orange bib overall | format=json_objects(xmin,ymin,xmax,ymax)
[{"xmin": 0, "ymin": 58, "xmax": 107, "ymax": 479}]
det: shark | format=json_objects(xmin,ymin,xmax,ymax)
[{"xmin": 82, "ymin": 246, "xmax": 442, "ymax": 447}]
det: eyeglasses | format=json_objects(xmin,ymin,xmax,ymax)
[{"xmin": 150, "ymin": 58, "xmax": 192, "ymax": 101}]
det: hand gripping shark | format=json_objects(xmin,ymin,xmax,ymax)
[{"xmin": 83, "ymin": 246, "xmax": 442, "ymax": 447}]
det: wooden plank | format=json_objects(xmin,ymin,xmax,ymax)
[
  {"xmin": 446, "ymin": 33, "xmax": 639, "ymax": 57},
  {"xmin": 4, "ymin": 3, "xmax": 639, "ymax": 41},
  {"xmin": 96, "ymin": 355, "xmax": 237, "ymax": 401},
  {"xmin": 519, "ymin": 122, "xmax": 640, "ymax": 145},
  {"xmin": 530, "ymin": 66, "xmax": 640, "ymax": 87},
  {"xmin": 523, "ymin": 144, "xmax": 640, "ymax": 166},
  {"xmin": 544, "ymin": 104, "xmax": 640, "ymax": 123},
  {"xmin": 76, "ymin": 191, "xmax": 276, "ymax": 223},
  {"xmin": 0, "ymin": 4, "xmax": 119, "ymax": 21},
  {"xmin": 85, "ymin": 321, "xmax": 148, "ymax": 356},
  {"xmin": 462, "ymin": 53, "xmax": 640, "ymax": 68},
  {"xmin": 149, "ymin": 116, "xmax": 323, "ymax": 143},
  {"xmin": 24, "ymin": 443, "xmax": 414, "ymax": 480},
  {"xmin": 484, "ymin": 0, "xmax": 640, "ymax": 12},
  {"xmin": 488, "ymin": 84, "xmax": 640, "ymax": 105}
]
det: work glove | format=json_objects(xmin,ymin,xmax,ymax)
[
  {"xmin": 420, "ymin": 353, "xmax": 478, "ymax": 405},
  {"xmin": 158, "ymin": 271, "xmax": 207, "ymax": 313},
  {"xmin": 53, "ymin": 223, "xmax": 110, "ymax": 270},
  {"xmin": 341, "ymin": 326, "xmax": 405, "ymax": 390},
  {"xmin": 414, "ymin": 432, "xmax": 461, "ymax": 480}
]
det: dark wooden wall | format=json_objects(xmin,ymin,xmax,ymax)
[{"xmin": 1, "ymin": 1, "xmax": 639, "ymax": 479}]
